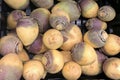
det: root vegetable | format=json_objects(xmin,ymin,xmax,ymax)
[
  {"xmin": 71, "ymin": 42, "xmax": 97, "ymax": 65},
  {"xmin": 52, "ymin": 1, "xmax": 81, "ymax": 21},
  {"xmin": 43, "ymin": 29, "xmax": 63, "ymax": 49},
  {"xmin": 81, "ymin": 50, "xmax": 108, "ymax": 76},
  {"xmin": 62, "ymin": 61, "xmax": 82, "ymax": 80},
  {"xmin": 31, "ymin": 0, "xmax": 54, "ymax": 9},
  {"xmin": 58, "ymin": 0, "xmax": 74, "ymax": 1},
  {"xmin": 17, "ymin": 49, "xmax": 29, "ymax": 62},
  {"xmin": 60, "ymin": 51, "xmax": 72, "ymax": 63},
  {"xmin": 102, "ymin": 34, "xmax": 120, "ymax": 56},
  {"xmin": 41, "ymin": 71, "xmax": 47, "ymax": 79},
  {"xmin": 49, "ymin": 10, "xmax": 70, "ymax": 30},
  {"xmin": 26, "ymin": 34, "xmax": 47, "ymax": 54},
  {"xmin": 78, "ymin": 0, "xmax": 99, "ymax": 18},
  {"xmin": 32, "ymin": 54, "xmax": 48, "ymax": 79},
  {"xmin": 103, "ymin": 57, "xmax": 120, "ymax": 80},
  {"xmin": 84, "ymin": 29, "xmax": 108, "ymax": 48},
  {"xmin": 42, "ymin": 50, "xmax": 64, "ymax": 74},
  {"xmin": 4, "ymin": 0, "xmax": 29, "ymax": 9},
  {"xmin": 97, "ymin": 6, "xmax": 116, "ymax": 22},
  {"xmin": 16, "ymin": 16, "xmax": 39, "ymax": 46},
  {"xmin": 23, "ymin": 60, "xmax": 45, "ymax": 80},
  {"xmin": 85, "ymin": 18, "xmax": 107, "ymax": 30},
  {"xmin": 0, "ymin": 53, "xmax": 23, "ymax": 80},
  {"xmin": 0, "ymin": 35, "xmax": 23, "ymax": 56},
  {"xmin": 7, "ymin": 10, "xmax": 26, "ymax": 29},
  {"xmin": 33, "ymin": 54, "xmax": 43, "ymax": 61},
  {"xmin": 60, "ymin": 24, "xmax": 82, "ymax": 51},
  {"xmin": 30, "ymin": 8, "xmax": 50, "ymax": 33}
]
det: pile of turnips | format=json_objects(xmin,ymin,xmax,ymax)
[{"xmin": 0, "ymin": 0, "xmax": 120, "ymax": 80}]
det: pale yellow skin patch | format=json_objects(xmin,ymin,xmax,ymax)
[
  {"xmin": 43, "ymin": 29, "xmax": 63, "ymax": 49},
  {"xmin": 7, "ymin": 13, "xmax": 17, "ymax": 29},
  {"xmin": 33, "ymin": 54, "xmax": 43, "ymax": 61},
  {"xmin": 81, "ymin": 57, "xmax": 102, "ymax": 76},
  {"xmin": 4, "ymin": 0, "xmax": 29, "ymax": 9},
  {"xmin": 103, "ymin": 58, "xmax": 120, "ymax": 80},
  {"xmin": 17, "ymin": 49, "xmax": 30, "ymax": 62},
  {"xmin": 23, "ymin": 60, "xmax": 45, "ymax": 80},
  {"xmin": 101, "ymin": 22, "xmax": 107, "ymax": 30},
  {"xmin": 103, "ymin": 34, "xmax": 120, "ymax": 56},
  {"xmin": 60, "ymin": 51, "xmax": 72, "ymax": 63},
  {"xmin": 16, "ymin": 25, "xmax": 39, "ymax": 46},
  {"xmin": 76, "ymin": 43, "xmax": 97, "ymax": 65},
  {"xmin": 0, "ymin": 53, "xmax": 23, "ymax": 80},
  {"xmin": 62, "ymin": 61, "xmax": 82, "ymax": 80},
  {"xmin": 0, "ymin": 53, "xmax": 23, "ymax": 71}
]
